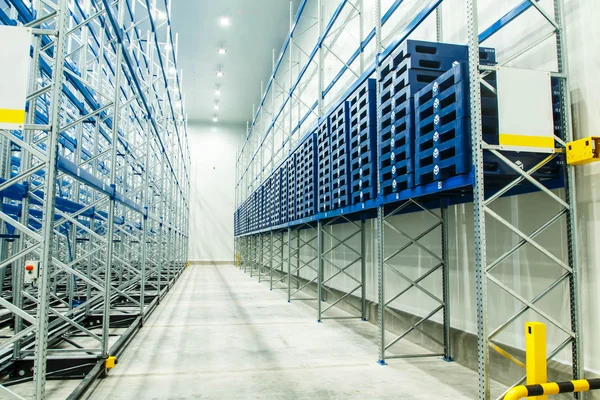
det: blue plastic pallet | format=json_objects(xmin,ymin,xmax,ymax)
[
  {"xmin": 330, "ymin": 102, "xmax": 350, "ymax": 209},
  {"xmin": 296, "ymin": 133, "xmax": 317, "ymax": 220},
  {"xmin": 286, "ymin": 153, "xmax": 296, "ymax": 223},
  {"xmin": 379, "ymin": 40, "xmax": 497, "ymax": 81},
  {"xmin": 263, "ymin": 179, "xmax": 272, "ymax": 230},
  {"xmin": 280, "ymin": 162, "xmax": 289, "ymax": 224},
  {"xmin": 272, "ymin": 169, "xmax": 282, "ymax": 226},
  {"xmin": 348, "ymin": 79, "xmax": 378, "ymax": 204},
  {"xmin": 317, "ymin": 119, "xmax": 331, "ymax": 213}
]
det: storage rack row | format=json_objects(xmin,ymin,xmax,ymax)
[
  {"xmin": 0, "ymin": 0, "xmax": 190, "ymax": 399},
  {"xmin": 235, "ymin": 1, "xmax": 581, "ymax": 399}
]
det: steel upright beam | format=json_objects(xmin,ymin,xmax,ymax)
[{"xmin": 33, "ymin": 0, "xmax": 70, "ymax": 397}]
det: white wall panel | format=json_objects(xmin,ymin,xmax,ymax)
[{"xmin": 188, "ymin": 122, "xmax": 245, "ymax": 261}]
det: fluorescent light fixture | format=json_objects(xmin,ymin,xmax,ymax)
[
  {"xmin": 213, "ymin": 116, "xmax": 218, "ymax": 122},
  {"xmin": 217, "ymin": 47, "xmax": 227, "ymax": 55},
  {"xmin": 216, "ymin": 70, "xmax": 224, "ymax": 77},
  {"xmin": 215, "ymin": 88, "xmax": 221, "ymax": 96},
  {"xmin": 214, "ymin": 104, "xmax": 220, "ymax": 110},
  {"xmin": 220, "ymin": 17, "xmax": 230, "ymax": 26}
]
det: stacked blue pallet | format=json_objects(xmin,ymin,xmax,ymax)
[
  {"xmin": 280, "ymin": 161, "xmax": 290, "ymax": 224},
  {"xmin": 255, "ymin": 187, "xmax": 261, "ymax": 231},
  {"xmin": 413, "ymin": 63, "xmax": 482, "ymax": 185},
  {"xmin": 240, "ymin": 200, "xmax": 245, "ymax": 234},
  {"xmin": 317, "ymin": 119, "xmax": 332, "ymax": 213},
  {"xmin": 296, "ymin": 133, "xmax": 317, "ymax": 219},
  {"xmin": 256, "ymin": 186, "xmax": 265, "ymax": 230},
  {"xmin": 249, "ymin": 192, "xmax": 255, "ymax": 232},
  {"xmin": 378, "ymin": 40, "xmax": 497, "ymax": 196},
  {"xmin": 348, "ymin": 78, "xmax": 377, "ymax": 204},
  {"xmin": 272, "ymin": 169, "xmax": 282, "ymax": 226},
  {"xmin": 234, "ymin": 210, "xmax": 238, "ymax": 236},
  {"xmin": 287, "ymin": 153, "xmax": 297, "ymax": 223},
  {"xmin": 262, "ymin": 178, "xmax": 272, "ymax": 230},
  {"xmin": 330, "ymin": 102, "xmax": 350, "ymax": 209}
]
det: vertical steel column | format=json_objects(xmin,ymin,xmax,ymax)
[
  {"xmin": 33, "ymin": 0, "xmax": 70, "ymax": 397},
  {"xmin": 359, "ymin": 0, "xmax": 365, "ymax": 73},
  {"xmin": 317, "ymin": 222, "xmax": 323, "ymax": 322},
  {"xmin": 466, "ymin": 0, "xmax": 489, "ymax": 397},
  {"xmin": 436, "ymin": 3, "xmax": 443, "ymax": 42},
  {"xmin": 288, "ymin": 2, "xmax": 294, "ymax": 150},
  {"xmin": 157, "ymin": 153, "xmax": 165, "ymax": 297},
  {"xmin": 374, "ymin": 0, "xmax": 386, "ymax": 367},
  {"xmin": 441, "ymin": 203, "xmax": 451, "ymax": 361},
  {"xmin": 553, "ymin": 0, "xmax": 583, "ymax": 386},
  {"xmin": 317, "ymin": 0, "xmax": 324, "ymax": 117},
  {"xmin": 141, "ymin": 118, "xmax": 151, "ymax": 317},
  {"xmin": 258, "ymin": 234, "xmax": 263, "ymax": 282},
  {"xmin": 102, "ymin": 0, "xmax": 126, "ymax": 357},
  {"xmin": 361, "ymin": 220, "xmax": 367, "ymax": 321},
  {"xmin": 287, "ymin": 228, "xmax": 292, "ymax": 302},
  {"xmin": 269, "ymin": 231, "xmax": 274, "ymax": 290},
  {"xmin": 14, "ymin": 8, "xmax": 43, "ymax": 359}
]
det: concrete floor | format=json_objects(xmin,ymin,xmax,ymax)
[{"xmin": 81, "ymin": 265, "xmax": 491, "ymax": 399}]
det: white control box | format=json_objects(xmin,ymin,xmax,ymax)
[{"xmin": 24, "ymin": 260, "xmax": 40, "ymax": 284}]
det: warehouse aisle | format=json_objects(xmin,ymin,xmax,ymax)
[{"xmin": 86, "ymin": 265, "xmax": 485, "ymax": 399}]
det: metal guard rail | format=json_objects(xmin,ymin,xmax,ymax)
[{"xmin": 505, "ymin": 378, "xmax": 600, "ymax": 399}]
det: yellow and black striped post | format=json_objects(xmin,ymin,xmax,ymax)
[
  {"xmin": 526, "ymin": 322, "xmax": 547, "ymax": 399},
  {"xmin": 504, "ymin": 378, "xmax": 600, "ymax": 400}
]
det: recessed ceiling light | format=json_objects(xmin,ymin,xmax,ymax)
[
  {"xmin": 220, "ymin": 17, "xmax": 230, "ymax": 26},
  {"xmin": 216, "ymin": 70, "xmax": 224, "ymax": 77},
  {"xmin": 214, "ymin": 104, "xmax": 220, "ymax": 110},
  {"xmin": 213, "ymin": 116, "xmax": 218, "ymax": 122},
  {"xmin": 217, "ymin": 47, "xmax": 227, "ymax": 55},
  {"xmin": 215, "ymin": 88, "xmax": 221, "ymax": 96}
]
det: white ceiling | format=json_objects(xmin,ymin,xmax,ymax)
[{"xmin": 171, "ymin": 1, "xmax": 301, "ymax": 124}]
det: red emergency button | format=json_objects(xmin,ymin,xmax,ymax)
[{"xmin": 25, "ymin": 265, "xmax": 34, "ymax": 271}]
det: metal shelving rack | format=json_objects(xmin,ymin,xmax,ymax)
[
  {"xmin": 235, "ymin": 0, "xmax": 581, "ymax": 399},
  {"xmin": 0, "ymin": 0, "xmax": 190, "ymax": 398}
]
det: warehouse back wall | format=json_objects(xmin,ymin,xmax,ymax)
[{"xmin": 188, "ymin": 121, "xmax": 246, "ymax": 263}]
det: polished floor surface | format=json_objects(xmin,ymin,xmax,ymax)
[{"xmin": 75, "ymin": 265, "xmax": 491, "ymax": 399}]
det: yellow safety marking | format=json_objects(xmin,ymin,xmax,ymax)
[
  {"xmin": 572, "ymin": 380, "xmax": 591, "ymax": 392},
  {"xmin": 542, "ymin": 382, "xmax": 560, "ymax": 395},
  {"xmin": 105, "ymin": 355, "xmax": 117, "ymax": 369},
  {"xmin": 566, "ymin": 137, "xmax": 600, "ymax": 165},
  {"xmin": 506, "ymin": 386, "xmax": 529, "ymax": 400},
  {"xmin": 0, "ymin": 109, "xmax": 26, "ymax": 124},
  {"xmin": 489, "ymin": 342, "xmax": 525, "ymax": 368},
  {"xmin": 499, "ymin": 134, "xmax": 555, "ymax": 149},
  {"xmin": 526, "ymin": 322, "xmax": 547, "ymax": 400}
]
